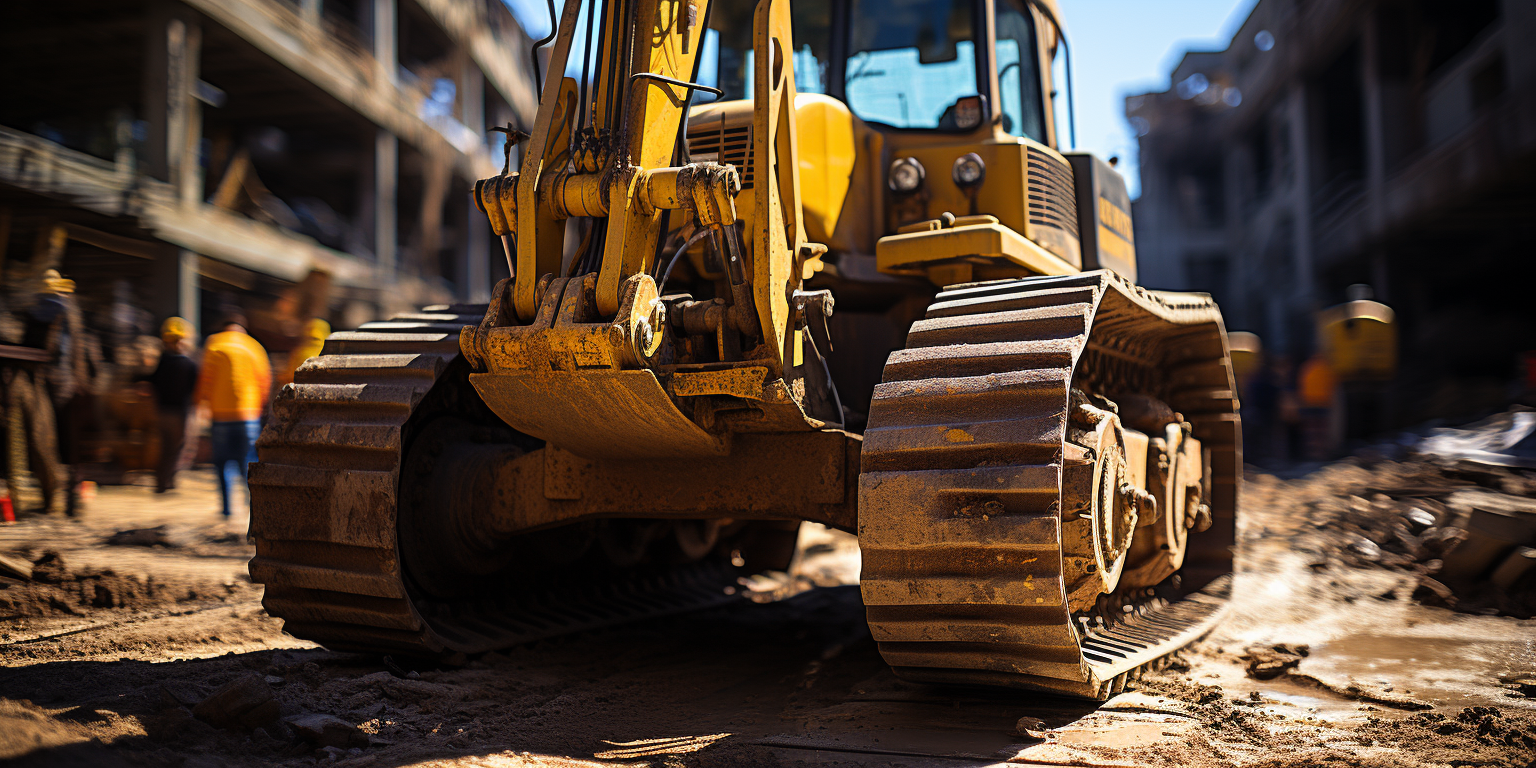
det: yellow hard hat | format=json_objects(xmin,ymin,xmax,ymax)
[
  {"xmin": 42, "ymin": 269, "xmax": 75, "ymax": 294},
  {"xmin": 161, "ymin": 316, "xmax": 192, "ymax": 343}
]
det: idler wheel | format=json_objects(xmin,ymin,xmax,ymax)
[{"xmin": 1061, "ymin": 399, "xmax": 1136, "ymax": 611}]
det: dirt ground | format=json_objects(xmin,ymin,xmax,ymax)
[{"xmin": 1, "ymin": 460, "xmax": 1533, "ymax": 768}]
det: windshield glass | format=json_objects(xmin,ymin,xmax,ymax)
[
  {"xmin": 697, "ymin": 0, "xmax": 831, "ymax": 103},
  {"xmin": 994, "ymin": 0, "xmax": 1047, "ymax": 142},
  {"xmin": 844, "ymin": 0, "xmax": 980, "ymax": 129}
]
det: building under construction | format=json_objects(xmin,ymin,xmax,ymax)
[
  {"xmin": 1, "ymin": 0, "xmax": 535, "ymax": 332},
  {"xmin": 1129, "ymin": 0, "xmax": 1536, "ymax": 426},
  {"xmin": 0, "ymin": 0, "xmax": 535, "ymax": 481}
]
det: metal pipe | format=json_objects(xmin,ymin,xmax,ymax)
[
  {"xmin": 530, "ymin": 0, "xmax": 559, "ymax": 91},
  {"xmin": 628, "ymin": 72, "xmax": 724, "ymax": 98}
]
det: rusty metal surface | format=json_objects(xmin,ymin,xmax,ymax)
[
  {"xmin": 248, "ymin": 310, "xmax": 474, "ymax": 655},
  {"xmin": 858, "ymin": 270, "xmax": 1241, "ymax": 698},
  {"xmin": 492, "ymin": 431, "xmax": 859, "ymax": 534},
  {"xmin": 246, "ymin": 308, "xmax": 700, "ymax": 655},
  {"xmin": 249, "ymin": 304, "xmax": 861, "ymax": 658},
  {"xmin": 471, "ymin": 369, "xmax": 728, "ymax": 458}
]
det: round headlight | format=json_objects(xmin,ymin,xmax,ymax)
[
  {"xmin": 888, "ymin": 157, "xmax": 925, "ymax": 193},
  {"xmin": 952, "ymin": 153, "xmax": 985, "ymax": 187}
]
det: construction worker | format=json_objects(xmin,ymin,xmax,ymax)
[
  {"xmin": 1297, "ymin": 353, "xmax": 1338, "ymax": 461},
  {"xmin": 4, "ymin": 269, "xmax": 75, "ymax": 514},
  {"xmin": 278, "ymin": 318, "xmax": 329, "ymax": 389},
  {"xmin": 148, "ymin": 317, "xmax": 199, "ymax": 493},
  {"xmin": 194, "ymin": 312, "xmax": 271, "ymax": 518}
]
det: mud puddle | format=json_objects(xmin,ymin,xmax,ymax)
[{"xmin": 1302, "ymin": 632, "xmax": 1536, "ymax": 711}]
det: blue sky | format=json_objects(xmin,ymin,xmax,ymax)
[
  {"xmin": 1055, "ymin": 0, "xmax": 1259, "ymax": 196},
  {"xmin": 500, "ymin": 0, "xmax": 1260, "ymax": 197}
]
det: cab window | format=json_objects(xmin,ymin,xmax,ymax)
[
  {"xmin": 994, "ymin": 0, "xmax": 1047, "ymax": 142},
  {"xmin": 698, "ymin": 0, "xmax": 831, "ymax": 102},
  {"xmin": 843, "ymin": 0, "xmax": 981, "ymax": 129}
]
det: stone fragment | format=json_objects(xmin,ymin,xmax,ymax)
[
  {"xmin": 106, "ymin": 525, "xmax": 183, "ymax": 548},
  {"xmin": 0, "ymin": 553, "xmax": 32, "ymax": 581},
  {"xmin": 145, "ymin": 706, "xmax": 195, "ymax": 741},
  {"xmin": 1404, "ymin": 507, "xmax": 1437, "ymax": 533},
  {"xmin": 192, "ymin": 672, "xmax": 280, "ymax": 729},
  {"xmin": 1242, "ymin": 644, "xmax": 1308, "ymax": 680},
  {"xmin": 284, "ymin": 713, "xmax": 368, "ymax": 748},
  {"xmin": 1013, "ymin": 716, "xmax": 1051, "ymax": 740}
]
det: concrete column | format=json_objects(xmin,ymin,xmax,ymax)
[
  {"xmin": 373, "ymin": 0, "xmax": 397, "ymax": 84},
  {"xmin": 461, "ymin": 60, "xmax": 489, "ymax": 302},
  {"xmin": 461, "ymin": 58, "xmax": 486, "ymax": 138},
  {"xmin": 370, "ymin": 0, "xmax": 398, "ymax": 291},
  {"xmin": 466, "ymin": 193, "xmax": 490, "ymax": 302},
  {"xmin": 1286, "ymin": 82, "xmax": 1316, "ymax": 336},
  {"xmin": 149, "ymin": 248, "xmax": 202, "ymax": 336},
  {"xmin": 1221, "ymin": 142, "xmax": 1244, "ymax": 314},
  {"xmin": 375, "ymin": 130, "xmax": 398, "ymax": 277},
  {"xmin": 142, "ymin": 3, "xmax": 202, "ymax": 206},
  {"xmin": 1360, "ymin": 12, "xmax": 1389, "ymax": 304}
]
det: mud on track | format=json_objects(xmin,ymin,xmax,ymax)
[{"xmin": 1, "ymin": 463, "xmax": 1534, "ymax": 767}]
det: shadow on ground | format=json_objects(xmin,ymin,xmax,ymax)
[{"xmin": 1, "ymin": 585, "xmax": 1109, "ymax": 767}]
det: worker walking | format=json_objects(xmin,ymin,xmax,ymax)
[
  {"xmin": 1297, "ymin": 353, "xmax": 1337, "ymax": 461},
  {"xmin": 148, "ymin": 317, "xmax": 199, "ymax": 493},
  {"xmin": 194, "ymin": 312, "xmax": 271, "ymax": 518},
  {"xmin": 5, "ymin": 269, "xmax": 85, "ymax": 515}
]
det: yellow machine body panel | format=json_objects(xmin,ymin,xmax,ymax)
[
  {"xmin": 1320, "ymin": 300, "xmax": 1398, "ymax": 382},
  {"xmin": 789, "ymin": 94, "xmax": 860, "ymax": 250},
  {"xmin": 875, "ymin": 216, "xmax": 1077, "ymax": 286}
]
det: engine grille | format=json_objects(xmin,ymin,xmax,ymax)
[
  {"xmin": 1026, "ymin": 146, "xmax": 1078, "ymax": 238},
  {"xmin": 686, "ymin": 124, "xmax": 754, "ymax": 189}
]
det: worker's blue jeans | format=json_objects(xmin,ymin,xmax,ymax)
[{"xmin": 210, "ymin": 420, "xmax": 261, "ymax": 518}]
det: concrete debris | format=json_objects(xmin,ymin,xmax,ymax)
[
  {"xmin": 1413, "ymin": 576, "xmax": 1456, "ymax": 603},
  {"xmin": 1297, "ymin": 452, "xmax": 1536, "ymax": 618},
  {"xmin": 0, "ymin": 552, "xmax": 33, "ymax": 581},
  {"xmin": 1241, "ymin": 644, "xmax": 1309, "ymax": 680},
  {"xmin": 1013, "ymin": 716, "xmax": 1052, "ymax": 740},
  {"xmin": 105, "ymin": 525, "xmax": 183, "ymax": 548},
  {"xmin": 192, "ymin": 672, "xmax": 280, "ymax": 729},
  {"xmin": 1404, "ymin": 507, "xmax": 1437, "ymax": 533},
  {"xmin": 1414, "ymin": 409, "xmax": 1536, "ymax": 469},
  {"xmin": 144, "ymin": 705, "xmax": 202, "ymax": 741},
  {"xmin": 158, "ymin": 682, "xmax": 208, "ymax": 709},
  {"xmin": 284, "ymin": 713, "xmax": 368, "ymax": 748},
  {"xmin": 28, "ymin": 551, "xmax": 70, "ymax": 583}
]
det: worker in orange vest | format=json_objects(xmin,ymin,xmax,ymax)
[
  {"xmin": 1297, "ymin": 354, "xmax": 1337, "ymax": 461},
  {"xmin": 194, "ymin": 312, "xmax": 271, "ymax": 518}
]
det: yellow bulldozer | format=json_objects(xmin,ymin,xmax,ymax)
[{"xmin": 249, "ymin": 0, "xmax": 1241, "ymax": 699}]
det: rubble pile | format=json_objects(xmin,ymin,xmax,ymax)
[
  {"xmin": 1276, "ymin": 410, "xmax": 1536, "ymax": 618},
  {"xmin": 0, "ymin": 549, "xmax": 250, "ymax": 619}
]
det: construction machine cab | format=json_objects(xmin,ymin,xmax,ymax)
[
  {"xmin": 700, "ymin": 0, "xmax": 1065, "ymax": 143},
  {"xmin": 688, "ymin": 0, "xmax": 1135, "ymax": 291}
]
